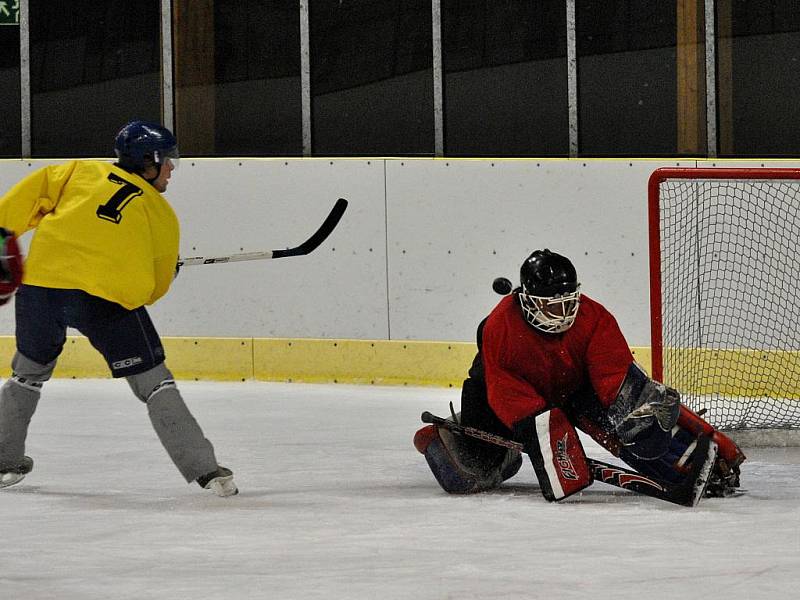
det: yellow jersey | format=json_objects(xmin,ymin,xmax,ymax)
[{"xmin": 0, "ymin": 160, "xmax": 179, "ymax": 310}]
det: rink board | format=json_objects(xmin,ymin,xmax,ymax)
[
  {"xmin": 3, "ymin": 334, "xmax": 799, "ymax": 399},
  {"xmin": 0, "ymin": 335, "xmax": 653, "ymax": 388}
]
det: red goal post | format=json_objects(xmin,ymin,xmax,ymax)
[{"xmin": 648, "ymin": 167, "xmax": 800, "ymax": 435}]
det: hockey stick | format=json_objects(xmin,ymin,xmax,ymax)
[
  {"xmin": 420, "ymin": 411, "xmax": 713, "ymax": 507},
  {"xmin": 177, "ymin": 198, "xmax": 348, "ymax": 267}
]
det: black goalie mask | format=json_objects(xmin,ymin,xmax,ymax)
[{"xmin": 518, "ymin": 249, "xmax": 580, "ymax": 334}]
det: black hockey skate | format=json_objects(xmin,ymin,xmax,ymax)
[
  {"xmin": 197, "ymin": 466, "xmax": 238, "ymax": 497},
  {"xmin": 705, "ymin": 458, "xmax": 743, "ymax": 498},
  {"xmin": 0, "ymin": 456, "xmax": 33, "ymax": 489}
]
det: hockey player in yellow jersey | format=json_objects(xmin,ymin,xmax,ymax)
[
  {"xmin": 1, "ymin": 159, "xmax": 179, "ymax": 310},
  {"xmin": 0, "ymin": 121, "xmax": 237, "ymax": 496}
]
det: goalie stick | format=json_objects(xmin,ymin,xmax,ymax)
[
  {"xmin": 420, "ymin": 411, "xmax": 714, "ymax": 507},
  {"xmin": 177, "ymin": 198, "xmax": 348, "ymax": 267}
]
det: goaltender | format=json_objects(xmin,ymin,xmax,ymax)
[{"xmin": 415, "ymin": 249, "xmax": 745, "ymax": 505}]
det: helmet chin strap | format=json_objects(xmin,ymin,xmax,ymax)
[
  {"xmin": 143, "ymin": 162, "xmax": 164, "ymax": 185},
  {"xmin": 142, "ymin": 148, "xmax": 170, "ymax": 184}
]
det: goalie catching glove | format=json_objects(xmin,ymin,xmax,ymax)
[
  {"xmin": 606, "ymin": 362, "xmax": 680, "ymax": 460},
  {"xmin": 0, "ymin": 228, "xmax": 23, "ymax": 306}
]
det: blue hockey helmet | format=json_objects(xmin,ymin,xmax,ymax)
[{"xmin": 114, "ymin": 120, "xmax": 179, "ymax": 173}]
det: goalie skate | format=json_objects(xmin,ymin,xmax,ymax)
[
  {"xmin": 682, "ymin": 435, "xmax": 718, "ymax": 506},
  {"xmin": 705, "ymin": 458, "xmax": 744, "ymax": 498},
  {"xmin": 0, "ymin": 456, "xmax": 33, "ymax": 489}
]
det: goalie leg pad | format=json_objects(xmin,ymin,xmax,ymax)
[
  {"xmin": 414, "ymin": 424, "xmax": 522, "ymax": 494},
  {"xmin": 620, "ymin": 420, "xmax": 673, "ymax": 461},
  {"xmin": 524, "ymin": 408, "xmax": 593, "ymax": 502},
  {"xmin": 621, "ymin": 427, "xmax": 719, "ymax": 504},
  {"xmin": 621, "ymin": 413, "xmax": 743, "ymax": 500},
  {"xmin": 620, "ymin": 427, "xmax": 702, "ymax": 485}
]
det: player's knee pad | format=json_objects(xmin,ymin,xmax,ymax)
[
  {"xmin": 8, "ymin": 352, "xmax": 56, "ymax": 393},
  {"xmin": 414, "ymin": 422, "xmax": 522, "ymax": 494},
  {"xmin": 519, "ymin": 408, "xmax": 593, "ymax": 502},
  {"xmin": 126, "ymin": 362, "xmax": 177, "ymax": 404}
]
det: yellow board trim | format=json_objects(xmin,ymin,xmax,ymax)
[
  {"xmin": 0, "ymin": 336, "xmax": 254, "ymax": 381},
  {"xmin": 253, "ymin": 338, "xmax": 477, "ymax": 387},
  {"xmin": 6, "ymin": 337, "xmax": 797, "ymax": 399},
  {"xmin": 0, "ymin": 334, "xmax": 652, "ymax": 388},
  {"xmin": 663, "ymin": 347, "xmax": 800, "ymax": 398}
]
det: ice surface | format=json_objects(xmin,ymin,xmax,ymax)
[{"xmin": 1, "ymin": 379, "xmax": 798, "ymax": 599}]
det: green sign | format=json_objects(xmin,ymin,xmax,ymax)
[{"xmin": 0, "ymin": 1, "xmax": 19, "ymax": 26}]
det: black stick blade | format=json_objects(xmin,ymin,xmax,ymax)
[{"xmin": 272, "ymin": 198, "xmax": 348, "ymax": 258}]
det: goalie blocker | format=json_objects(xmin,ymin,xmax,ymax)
[{"xmin": 523, "ymin": 408, "xmax": 593, "ymax": 501}]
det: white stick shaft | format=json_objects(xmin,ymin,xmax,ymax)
[
  {"xmin": 177, "ymin": 197, "xmax": 348, "ymax": 268},
  {"xmin": 178, "ymin": 250, "xmax": 276, "ymax": 267}
]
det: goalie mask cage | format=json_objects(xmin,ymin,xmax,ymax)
[{"xmin": 649, "ymin": 167, "xmax": 800, "ymax": 435}]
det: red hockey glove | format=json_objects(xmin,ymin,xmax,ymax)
[{"xmin": 0, "ymin": 228, "xmax": 24, "ymax": 306}]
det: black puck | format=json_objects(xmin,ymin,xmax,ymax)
[{"xmin": 492, "ymin": 277, "xmax": 513, "ymax": 295}]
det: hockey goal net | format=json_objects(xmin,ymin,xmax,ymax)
[{"xmin": 649, "ymin": 167, "xmax": 800, "ymax": 433}]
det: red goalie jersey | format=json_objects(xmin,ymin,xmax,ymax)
[{"xmin": 482, "ymin": 292, "xmax": 634, "ymax": 430}]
